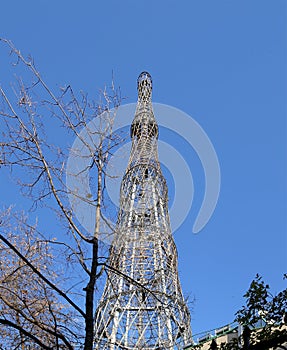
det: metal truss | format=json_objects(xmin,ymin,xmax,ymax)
[{"xmin": 94, "ymin": 72, "xmax": 192, "ymax": 349}]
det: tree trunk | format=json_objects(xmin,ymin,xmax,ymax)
[
  {"xmin": 84, "ymin": 166, "xmax": 101, "ymax": 350},
  {"xmin": 84, "ymin": 238, "xmax": 98, "ymax": 350}
]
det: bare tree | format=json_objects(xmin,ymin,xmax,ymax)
[
  {"xmin": 0, "ymin": 38, "xmax": 124, "ymax": 349},
  {"xmin": 0, "ymin": 208, "xmax": 80, "ymax": 349}
]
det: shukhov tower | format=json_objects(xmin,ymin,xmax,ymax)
[{"xmin": 94, "ymin": 72, "xmax": 192, "ymax": 349}]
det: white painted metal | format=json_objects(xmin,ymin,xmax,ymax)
[{"xmin": 94, "ymin": 72, "xmax": 192, "ymax": 349}]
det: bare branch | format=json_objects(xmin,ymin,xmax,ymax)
[
  {"xmin": 0, "ymin": 233, "xmax": 85, "ymax": 318},
  {"xmin": 0, "ymin": 319, "xmax": 53, "ymax": 350}
]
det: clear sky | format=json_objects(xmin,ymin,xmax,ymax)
[{"xmin": 1, "ymin": 0, "xmax": 286, "ymax": 338}]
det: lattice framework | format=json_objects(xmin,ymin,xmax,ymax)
[{"xmin": 94, "ymin": 72, "xmax": 192, "ymax": 349}]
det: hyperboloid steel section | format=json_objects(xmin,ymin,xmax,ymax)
[{"xmin": 94, "ymin": 72, "xmax": 192, "ymax": 349}]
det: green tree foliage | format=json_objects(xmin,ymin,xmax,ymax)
[
  {"xmin": 192, "ymin": 275, "xmax": 286, "ymax": 350},
  {"xmin": 234, "ymin": 274, "xmax": 287, "ymax": 350}
]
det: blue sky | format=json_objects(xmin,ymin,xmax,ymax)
[{"xmin": 1, "ymin": 0, "xmax": 286, "ymax": 338}]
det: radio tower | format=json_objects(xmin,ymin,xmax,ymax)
[{"xmin": 94, "ymin": 72, "xmax": 192, "ymax": 349}]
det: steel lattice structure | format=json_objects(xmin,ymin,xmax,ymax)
[{"xmin": 94, "ymin": 72, "xmax": 192, "ymax": 349}]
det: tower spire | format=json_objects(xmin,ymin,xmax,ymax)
[
  {"xmin": 137, "ymin": 71, "xmax": 152, "ymax": 103},
  {"xmin": 94, "ymin": 72, "xmax": 192, "ymax": 349},
  {"xmin": 129, "ymin": 71, "xmax": 158, "ymax": 170}
]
